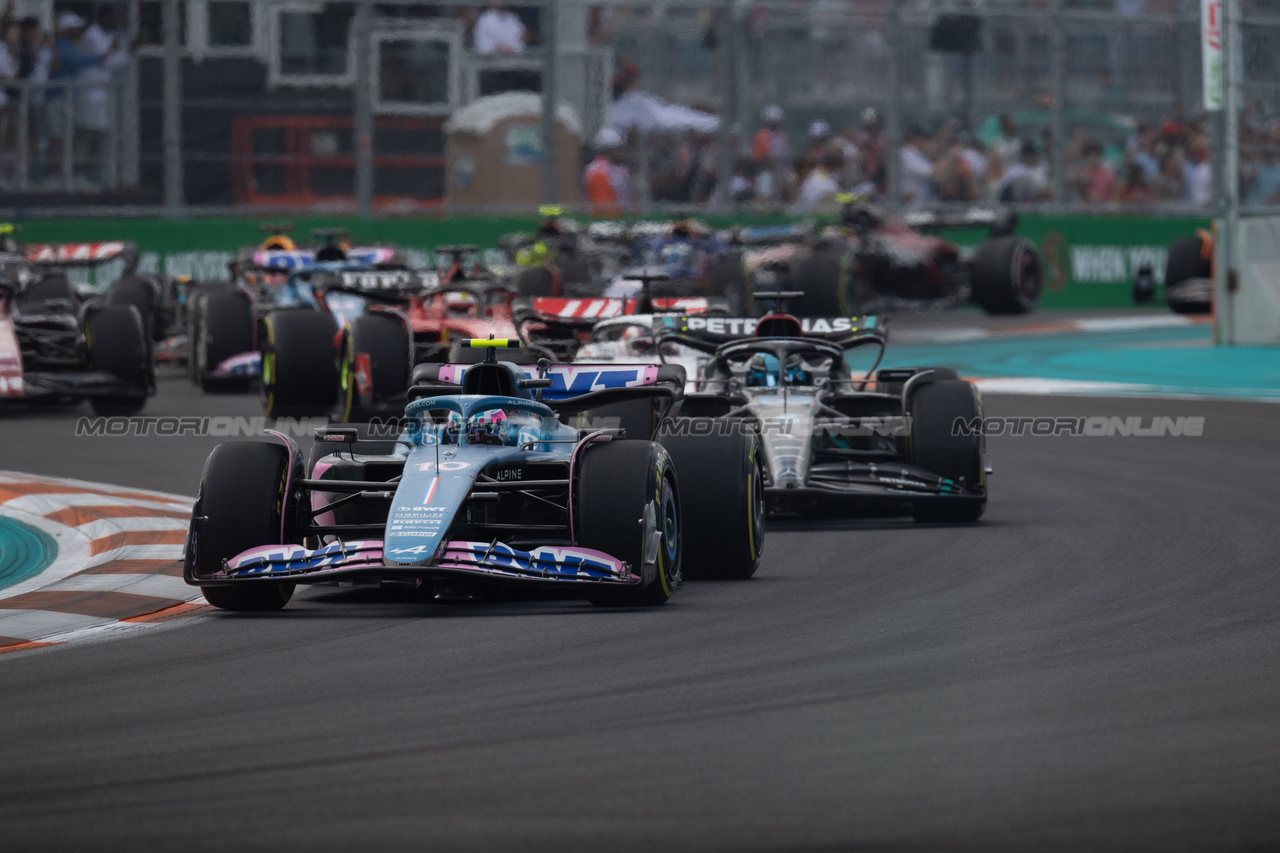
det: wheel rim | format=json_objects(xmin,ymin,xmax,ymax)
[
  {"xmin": 748, "ymin": 452, "xmax": 765, "ymax": 560},
  {"xmin": 659, "ymin": 478, "xmax": 679, "ymax": 589},
  {"xmin": 1013, "ymin": 244, "xmax": 1042, "ymax": 303}
]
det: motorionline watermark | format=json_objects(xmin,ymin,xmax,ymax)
[
  {"xmin": 75, "ymin": 415, "xmax": 914, "ymax": 440},
  {"xmin": 954, "ymin": 416, "xmax": 1206, "ymax": 437},
  {"xmin": 659, "ymin": 417, "xmax": 909, "ymax": 438},
  {"xmin": 76, "ymin": 416, "xmax": 332, "ymax": 438}
]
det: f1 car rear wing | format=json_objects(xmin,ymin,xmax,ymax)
[
  {"xmin": 414, "ymin": 362, "xmax": 670, "ymax": 402},
  {"xmin": 519, "ymin": 296, "xmax": 719, "ymax": 328},
  {"xmin": 898, "ymin": 205, "xmax": 1017, "ymax": 236},
  {"xmin": 22, "ymin": 241, "xmax": 137, "ymax": 272},
  {"xmin": 310, "ymin": 268, "xmax": 434, "ymax": 299},
  {"xmin": 653, "ymin": 313, "xmax": 887, "ymax": 346},
  {"xmin": 727, "ymin": 223, "xmax": 814, "ymax": 246},
  {"xmin": 244, "ymin": 246, "xmax": 403, "ymax": 272}
]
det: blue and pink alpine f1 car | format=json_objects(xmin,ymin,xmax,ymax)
[{"xmin": 183, "ymin": 339, "xmax": 765, "ymax": 611}]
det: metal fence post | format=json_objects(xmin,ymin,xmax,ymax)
[
  {"xmin": 887, "ymin": 1, "xmax": 902, "ymax": 207},
  {"xmin": 163, "ymin": 0, "xmax": 184, "ymax": 215},
  {"xmin": 1050, "ymin": 0, "xmax": 1066, "ymax": 203},
  {"xmin": 717, "ymin": 0, "xmax": 737, "ymax": 211},
  {"xmin": 541, "ymin": 0, "xmax": 560, "ymax": 205},
  {"xmin": 1222, "ymin": 0, "xmax": 1241, "ymax": 345},
  {"xmin": 354, "ymin": 0, "xmax": 374, "ymax": 218},
  {"xmin": 16, "ymin": 84, "xmax": 28, "ymax": 192}
]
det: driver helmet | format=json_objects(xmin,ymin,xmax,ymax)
[
  {"xmin": 261, "ymin": 234, "xmax": 296, "ymax": 251},
  {"xmin": 468, "ymin": 409, "xmax": 507, "ymax": 445},
  {"xmin": 620, "ymin": 325, "xmax": 654, "ymax": 355},
  {"xmin": 747, "ymin": 353, "xmax": 781, "ymax": 387}
]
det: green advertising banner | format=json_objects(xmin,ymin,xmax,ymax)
[{"xmin": 13, "ymin": 213, "xmax": 1208, "ymax": 309}]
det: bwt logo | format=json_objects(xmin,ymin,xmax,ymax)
[{"xmin": 953, "ymin": 416, "xmax": 1206, "ymax": 437}]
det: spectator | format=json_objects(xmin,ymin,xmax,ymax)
[
  {"xmin": 76, "ymin": 6, "xmax": 132, "ymax": 186},
  {"xmin": 474, "ymin": 4, "xmax": 537, "ymax": 95},
  {"xmin": 1154, "ymin": 148, "xmax": 1185, "ymax": 202},
  {"xmin": 998, "ymin": 140, "xmax": 1049, "ymax": 202},
  {"xmin": 991, "ymin": 114, "xmax": 1021, "ymax": 172},
  {"xmin": 796, "ymin": 147, "xmax": 843, "ymax": 213},
  {"xmin": 1245, "ymin": 140, "xmax": 1280, "ymax": 206},
  {"xmin": 584, "ymin": 126, "xmax": 631, "ymax": 217},
  {"xmin": 17, "ymin": 15, "xmax": 50, "ymax": 184},
  {"xmin": 806, "ymin": 120, "xmax": 831, "ymax": 161},
  {"xmin": 1072, "ymin": 140, "xmax": 1115, "ymax": 203},
  {"xmin": 43, "ymin": 12, "xmax": 102, "ymax": 184},
  {"xmin": 750, "ymin": 104, "xmax": 791, "ymax": 204},
  {"xmin": 1187, "ymin": 144, "xmax": 1212, "ymax": 206},
  {"xmin": 474, "ymin": 3, "xmax": 525, "ymax": 54},
  {"xmin": 900, "ymin": 126, "xmax": 937, "ymax": 207},
  {"xmin": 853, "ymin": 107, "xmax": 885, "ymax": 185},
  {"xmin": 730, "ymin": 158, "xmax": 756, "ymax": 203},
  {"xmin": 1117, "ymin": 161, "xmax": 1154, "ymax": 204}
]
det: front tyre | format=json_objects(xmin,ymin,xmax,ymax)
[
  {"xmin": 907, "ymin": 378, "xmax": 985, "ymax": 523},
  {"xmin": 577, "ymin": 441, "xmax": 681, "ymax": 606},
  {"xmin": 197, "ymin": 290, "xmax": 255, "ymax": 392},
  {"xmin": 341, "ymin": 312, "xmax": 411, "ymax": 422},
  {"xmin": 261, "ymin": 310, "xmax": 339, "ymax": 419},
  {"xmin": 972, "ymin": 235, "xmax": 1042, "ymax": 315},
  {"xmin": 659, "ymin": 425, "xmax": 764, "ymax": 579},
  {"xmin": 185, "ymin": 442, "xmax": 297, "ymax": 611},
  {"xmin": 86, "ymin": 305, "xmax": 151, "ymax": 415}
]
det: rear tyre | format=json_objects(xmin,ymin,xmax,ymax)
[
  {"xmin": 793, "ymin": 247, "xmax": 847, "ymax": 316},
  {"xmin": 261, "ymin": 310, "xmax": 339, "ymax": 419},
  {"xmin": 186, "ymin": 442, "xmax": 296, "ymax": 611},
  {"xmin": 704, "ymin": 255, "xmax": 748, "ymax": 313},
  {"xmin": 907, "ymin": 378, "xmax": 985, "ymax": 523},
  {"xmin": 972, "ymin": 235, "xmax": 1041, "ymax": 315},
  {"xmin": 341, "ymin": 313, "xmax": 411, "ymax": 422},
  {"xmin": 106, "ymin": 275, "xmax": 160, "ymax": 341},
  {"xmin": 577, "ymin": 441, "xmax": 680, "ymax": 606},
  {"xmin": 1164, "ymin": 234, "xmax": 1213, "ymax": 314},
  {"xmin": 197, "ymin": 291, "xmax": 255, "ymax": 392},
  {"xmin": 660, "ymin": 425, "xmax": 764, "ymax": 579},
  {"xmin": 86, "ymin": 306, "xmax": 150, "ymax": 415}
]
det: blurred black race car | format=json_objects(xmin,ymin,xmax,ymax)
[
  {"xmin": 0, "ymin": 236, "xmax": 154, "ymax": 413},
  {"xmin": 742, "ymin": 202, "xmax": 1043, "ymax": 316}
]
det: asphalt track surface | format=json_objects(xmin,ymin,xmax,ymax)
[{"xmin": 2, "ymin": 366, "xmax": 1279, "ymax": 851}]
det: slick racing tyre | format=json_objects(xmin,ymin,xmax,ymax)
[
  {"xmin": 1164, "ymin": 234, "xmax": 1213, "ymax": 314},
  {"xmin": 196, "ymin": 290, "xmax": 255, "ymax": 392},
  {"xmin": 907, "ymin": 378, "xmax": 985, "ymax": 523},
  {"xmin": 185, "ymin": 283, "xmax": 233, "ymax": 383},
  {"xmin": 85, "ymin": 305, "xmax": 151, "ymax": 415},
  {"xmin": 704, "ymin": 254, "xmax": 748, "ymax": 313},
  {"xmin": 972, "ymin": 235, "xmax": 1042, "ymax": 315},
  {"xmin": 793, "ymin": 246, "xmax": 847, "ymax": 316},
  {"xmin": 261, "ymin": 310, "xmax": 339, "ymax": 419},
  {"xmin": 659, "ymin": 424, "xmax": 764, "ymax": 579},
  {"xmin": 106, "ymin": 275, "xmax": 161, "ymax": 341},
  {"xmin": 186, "ymin": 442, "xmax": 297, "ymax": 611},
  {"xmin": 577, "ymin": 441, "xmax": 681, "ymax": 607},
  {"xmin": 341, "ymin": 313, "xmax": 411, "ymax": 422}
]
